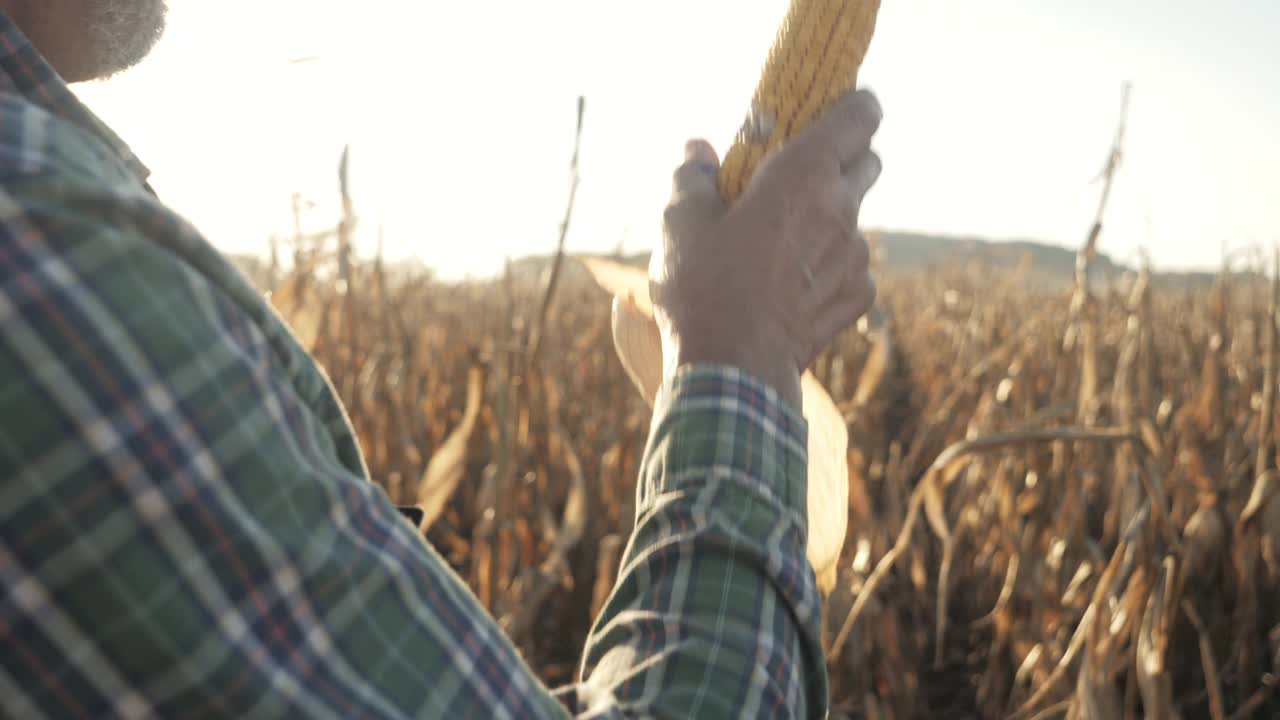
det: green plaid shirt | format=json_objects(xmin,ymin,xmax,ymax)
[{"xmin": 0, "ymin": 13, "xmax": 826, "ymax": 718}]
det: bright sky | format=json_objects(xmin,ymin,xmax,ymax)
[{"xmin": 76, "ymin": 0, "xmax": 1279, "ymax": 280}]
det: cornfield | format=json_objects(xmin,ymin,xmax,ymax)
[{"xmin": 241, "ymin": 211, "xmax": 1280, "ymax": 718}]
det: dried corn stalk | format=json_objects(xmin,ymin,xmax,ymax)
[
  {"xmin": 1136, "ymin": 557, "xmax": 1178, "ymax": 719},
  {"xmin": 269, "ymin": 251, "xmax": 339, "ymax": 349},
  {"xmin": 259, "ymin": 56, "xmax": 1280, "ymax": 713},
  {"xmin": 269, "ymin": 238, "xmax": 1280, "ymax": 715}
]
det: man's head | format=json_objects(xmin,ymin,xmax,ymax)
[{"xmin": 2, "ymin": 0, "xmax": 167, "ymax": 82}]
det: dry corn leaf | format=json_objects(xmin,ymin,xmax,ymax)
[
  {"xmin": 1241, "ymin": 470, "xmax": 1278, "ymax": 525},
  {"xmin": 415, "ymin": 365, "xmax": 484, "ymax": 530},
  {"xmin": 553, "ymin": 430, "xmax": 588, "ymax": 560},
  {"xmin": 581, "ymin": 255, "xmax": 850, "ymax": 592},
  {"xmin": 579, "ymin": 256, "xmax": 653, "ymax": 314},
  {"xmin": 611, "ymin": 293, "xmax": 664, "ymax": 404},
  {"xmin": 804, "ymin": 370, "xmax": 852, "ymax": 592}
]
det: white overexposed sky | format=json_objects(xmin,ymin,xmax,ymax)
[{"xmin": 75, "ymin": 0, "xmax": 1279, "ymax": 279}]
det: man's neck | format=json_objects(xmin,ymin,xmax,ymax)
[{"xmin": 0, "ymin": 1, "xmax": 96, "ymax": 83}]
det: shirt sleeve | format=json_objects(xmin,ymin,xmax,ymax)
[
  {"xmin": 0, "ymin": 106, "xmax": 825, "ymax": 719},
  {"xmin": 559, "ymin": 366, "xmax": 827, "ymax": 719}
]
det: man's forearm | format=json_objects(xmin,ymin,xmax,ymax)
[{"xmin": 567, "ymin": 365, "xmax": 827, "ymax": 717}]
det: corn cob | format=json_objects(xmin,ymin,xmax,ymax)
[{"xmin": 720, "ymin": 0, "xmax": 882, "ymax": 202}]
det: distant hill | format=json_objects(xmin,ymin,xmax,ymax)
[
  {"xmin": 876, "ymin": 232, "xmax": 1231, "ymax": 288},
  {"xmin": 231, "ymin": 231, "xmax": 1226, "ymax": 290},
  {"xmin": 874, "ymin": 232, "xmax": 1117, "ymax": 277},
  {"xmin": 550, "ymin": 232, "xmax": 1222, "ymax": 289}
]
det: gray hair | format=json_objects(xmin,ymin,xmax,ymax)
[{"xmin": 83, "ymin": 0, "xmax": 168, "ymax": 79}]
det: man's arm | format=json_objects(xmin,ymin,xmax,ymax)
[
  {"xmin": 569, "ymin": 89, "xmax": 884, "ymax": 717},
  {"xmin": 565, "ymin": 366, "xmax": 825, "ymax": 717}
]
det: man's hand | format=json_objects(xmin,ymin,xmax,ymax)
[{"xmin": 650, "ymin": 89, "xmax": 883, "ymax": 410}]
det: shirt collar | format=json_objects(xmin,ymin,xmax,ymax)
[{"xmin": 0, "ymin": 12, "xmax": 151, "ymax": 183}]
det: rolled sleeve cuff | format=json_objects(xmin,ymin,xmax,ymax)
[{"xmin": 644, "ymin": 364, "xmax": 809, "ymax": 515}]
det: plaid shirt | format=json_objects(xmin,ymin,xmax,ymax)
[{"xmin": 0, "ymin": 13, "xmax": 826, "ymax": 719}]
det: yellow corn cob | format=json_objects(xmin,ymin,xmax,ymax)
[{"xmin": 719, "ymin": 0, "xmax": 882, "ymax": 203}]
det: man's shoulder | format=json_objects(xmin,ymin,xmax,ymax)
[{"xmin": 0, "ymin": 89, "xmax": 137, "ymax": 186}]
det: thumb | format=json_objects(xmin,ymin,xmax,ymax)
[
  {"xmin": 790, "ymin": 89, "xmax": 882, "ymax": 170},
  {"xmin": 668, "ymin": 139, "xmax": 726, "ymax": 217}
]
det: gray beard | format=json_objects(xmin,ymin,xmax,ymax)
[{"xmin": 83, "ymin": 0, "xmax": 168, "ymax": 79}]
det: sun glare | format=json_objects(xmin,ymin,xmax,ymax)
[{"xmin": 77, "ymin": 0, "xmax": 1278, "ymax": 280}]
